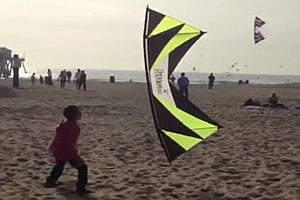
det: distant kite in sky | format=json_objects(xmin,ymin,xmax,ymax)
[
  {"xmin": 230, "ymin": 62, "xmax": 238, "ymax": 69},
  {"xmin": 254, "ymin": 17, "xmax": 266, "ymax": 44},
  {"xmin": 193, "ymin": 67, "xmax": 196, "ymax": 71}
]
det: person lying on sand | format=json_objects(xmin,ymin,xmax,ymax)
[
  {"xmin": 265, "ymin": 93, "xmax": 288, "ymax": 109},
  {"xmin": 243, "ymin": 94, "xmax": 289, "ymax": 110},
  {"xmin": 44, "ymin": 105, "xmax": 91, "ymax": 194},
  {"xmin": 243, "ymin": 98, "xmax": 261, "ymax": 107}
]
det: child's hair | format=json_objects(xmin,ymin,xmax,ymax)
[{"xmin": 63, "ymin": 105, "xmax": 81, "ymax": 121}]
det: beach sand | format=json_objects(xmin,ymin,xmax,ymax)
[{"xmin": 0, "ymin": 79, "xmax": 299, "ymax": 200}]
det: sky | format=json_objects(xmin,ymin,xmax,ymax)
[{"xmin": 0, "ymin": 0, "xmax": 299, "ymax": 75}]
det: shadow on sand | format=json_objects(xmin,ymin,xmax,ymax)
[{"xmin": 56, "ymin": 187, "xmax": 99, "ymax": 200}]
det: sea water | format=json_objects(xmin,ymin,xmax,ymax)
[{"xmin": 20, "ymin": 69, "xmax": 300, "ymax": 85}]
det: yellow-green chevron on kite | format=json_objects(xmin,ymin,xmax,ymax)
[{"xmin": 143, "ymin": 6, "xmax": 221, "ymax": 162}]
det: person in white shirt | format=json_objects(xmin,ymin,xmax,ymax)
[{"xmin": 74, "ymin": 69, "xmax": 82, "ymax": 90}]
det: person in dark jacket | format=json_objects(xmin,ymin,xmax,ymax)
[
  {"xmin": 40, "ymin": 75, "xmax": 44, "ymax": 84},
  {"xmin": 208, "ymin": 73, "xmax": 215, "ymax": 89},
  {"xmin": 12, "ymin": 54, "xmax": 21, "ymax": 88},
  {"xmin": 47, "ymin": 69, "xmax": 53, "ymax": 85},
  {"xmin": 58, "ymin": 70, "xmax": 67, "ymax": 88},
  {"xmin": 177, "ymin": 73, "xmax": 189, "ymax": 98},
  {"xmin": 79, "ymin": 71, "xmax": 87, "ymax": 91},
  {"xmin": 30, "ymin": 73, "xmax": 36, "ymax": 85}
]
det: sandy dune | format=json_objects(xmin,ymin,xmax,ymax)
[{"xmin": 0, "ymin": 79, "xmax": 299, "ymax": 200}]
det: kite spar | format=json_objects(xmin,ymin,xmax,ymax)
[{"xmin": 143, "ymin": 7, "xmax": 221, "ymax": 162}]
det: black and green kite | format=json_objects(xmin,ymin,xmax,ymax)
[{"xmin": 143, "ymin": 7, "xmax": 221, "ymax": 162}]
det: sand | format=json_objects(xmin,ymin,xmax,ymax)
[{"xmin": 0, "ymin": 79, "xmax": 299, "ymax": 200}]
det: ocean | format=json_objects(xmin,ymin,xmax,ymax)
[{"xmin": 21, "ymin": 69, "xmax": 300, "ymax": 85}]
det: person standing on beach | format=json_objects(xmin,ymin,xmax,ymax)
[
  {"xmin": 74, "ymin": 69, "xmax": 81, "ymax": 90},
  {"xmin": 45, "ymin": 105, "xmax": 91, "ymax": 194},
  {"xmin": 79, "ymin": 71, "xmax": 87, "ymax": 91},
  {"xmin": 47, "ymin": 69, "xmax": 53, "ymax": 85},
  {"xmin": 58, "ymin": 70, "xmax": 67, "ymax": 88},
  {"xmin": 208, "ymin": 73, "xmax": 215, "ymax": 89},
  {"xmin": 40, "ymin": 75, "xmax": 44, "ymax": 84},
  {"xmin": 12, "ymin": 54, "xmax": 21, "ymax": 88},
  {"xmin": 30, "ymin": 73, "xmax": 36, "ymax": 85},
  {"xmin": 67, "ymin": 71, "xmax": 72, "ymax": 83},
  {"xmin": 178, "ymin": 72, "xmax": 190, "ymax": 98}
]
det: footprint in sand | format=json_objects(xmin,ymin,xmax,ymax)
[{"xmin": 16, "ymin": 157, "xmax": 28, "ymax": 163}]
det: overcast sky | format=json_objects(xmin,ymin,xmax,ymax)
[{"xmin": 0, "ymin": 0, "xmax": 299, "ymax": 75}]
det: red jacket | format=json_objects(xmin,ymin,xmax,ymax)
[{"xmin": 48, "ymin": 120, "xmax": 80, "ymax": 161}]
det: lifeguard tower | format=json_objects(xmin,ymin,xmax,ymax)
[
  {"xmin": 0, "ymin": 46, "xmax": 26, "ymax": 79},
  {"xmin": 0, "ymin": 47, "xmax": 12, "ymax": 78}
]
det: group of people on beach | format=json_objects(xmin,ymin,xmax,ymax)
[
  {"xmin": 57, "ymin": 70, "xmax": 72, "ymax": 88},
  {"xmin": 74, "ymin": 69, "xmax": 87, "ymax": 91},
  {"xmin": 30, "ymin": 68, "xmax": 87, "ymax": 91},
  {"xmin": 30, "ymin": 69, "xmax": 53, "ymax": 86}
]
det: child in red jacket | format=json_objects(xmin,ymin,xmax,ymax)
[{"xmin": 45, "ymin": 105, "xmax": 90, "ymax": 194}]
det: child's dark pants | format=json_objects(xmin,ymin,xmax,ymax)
[{"xmin": 46, "ymin": 157, "xmax": 88, "ymax": 190}]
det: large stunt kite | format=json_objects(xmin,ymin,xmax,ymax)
[
  {"xmin": 143, "ymin": 7, "xmax": 221, "ymax": 162},
  {"xmin": 254, "ymin": 17, "xmax": 266, "ymax": 44}
]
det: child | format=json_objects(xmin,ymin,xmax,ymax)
[{"xmin": 45, "ymin": 105, "xmax": 90, "ymax": 194}]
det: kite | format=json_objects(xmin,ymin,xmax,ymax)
[
  {"xmin": 254, "ymin": 17, "xmax": 266, "ymax": 44},
  {"xmin": 280, "ymin": 65, "xmax": 283, "ymax": 70},
  {"xmin": 193, "ymin": 67, "xmax": 196, "ymax": 71},
  {"xmin": 230, "ymin": 63, "xmax": 238, "ymax": 69},
  {"xmin": 143, "ymin": 7, "xmax": 221, "ymax": 162}
]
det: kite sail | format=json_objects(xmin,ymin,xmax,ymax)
[
  {"xmin": 143, "ymin": 7, "xmax": 221, "ymax": 162},
  {"xmin": 254, "ymin": 17, "xmax": 266, "ymax": 44}
]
